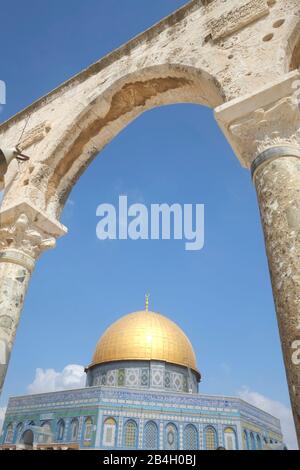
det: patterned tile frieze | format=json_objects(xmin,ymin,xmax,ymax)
[
  {"xmin": 88, "ymin": 361, "xmax": 198, "ymax": 393},
  {"xmin": 4, "ymin": 387, "xmax": 281, "ymax": 437}
]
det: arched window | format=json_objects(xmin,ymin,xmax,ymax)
[
  {"xmin": 184, "ymin": 424, "xmax": 198, "ymax": 450},
  {"xmin": 5, "ymin": 423, "xmax": 13, "ymax": 444},
  {"xmin": 165, "ymin": 423, "xmax": 178, "ymax": 450},
  {"xmin": 205, "ymin": 426, "xmax": 217, "ymax": 450},
  {"xmin": 124, "ymin": 420, "xmax": 138, "ymax": 448},
  {"xmin": 224, "ymin": 427, "xmax": 237, "ymax": 450},
  {"xmin": 84, "ymin": 417, "xmax": 93, "ymax": 441},
  {"xmin": 70, "ymin": 418, "xmax": 79, "ymax": 441},
  {"xmin": 144, "ymin": 421, "xmax": 158, "ymax": 449},
  {"xmin": 250, "ymin": 432, "xmax": 256, "ymax": 450},
  {"xmin": 103, "ymin": 418, "xmax": 116, "ymax": 447},
  {"xmin": 256, "ymin": 434, "xmax": 262, "ymax": 450},
  {"xmin": 57, "ymin": 419, "xmax": 65, "ymax": 441}
]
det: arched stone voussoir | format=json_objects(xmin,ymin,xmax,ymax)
[{"xmin": 43, "ymin": 63, "xmax": 225, "ymax": 216}]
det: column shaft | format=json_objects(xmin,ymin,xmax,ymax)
[
  {"xmin": 254, "ymin": 155, "xmax": 300, "ymax": 446},
  {"xmin": 0, "ymin": 251, "xmax": 34, "ymax": 394}
]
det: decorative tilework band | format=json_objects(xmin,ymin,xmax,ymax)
[{"xmin": 251, "ymin": 146, "xmax": 300, "ymax": 180}]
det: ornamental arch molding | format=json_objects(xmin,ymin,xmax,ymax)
[
  {"xmin": 0, "ymin": 0, "xmax": 300, "ymax": 446},
  {"xmin": 43, "ymin": 64, "xmax": 224, "ymax": 217}
]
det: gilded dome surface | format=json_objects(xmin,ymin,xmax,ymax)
[{"xmin": 91, "ymin": 310, "xmax": 199, "ymax": 374}]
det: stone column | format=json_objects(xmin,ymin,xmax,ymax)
[
  {"xmin": 252, "ymin": 148, "xmax": 300, "ymax": 444},
  {"xmin": 0, "ymin": 202, "xmax": 66, "ymax": 395},
  {"xmin": 215, "ymin": 71, "xmax": 300, "ymax": 447}
]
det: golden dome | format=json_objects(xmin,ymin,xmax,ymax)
[{"xmin": 90, "ymin": 310, "xmax": 199, "ymax": 375}]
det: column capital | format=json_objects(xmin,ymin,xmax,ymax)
[
  {"xmin": 0, "ymin": 202, "xmax": 67, "ymax": 264},
  {"xmin": 215, "ymin": 71, "xmax": 300, "ymax": 169}
]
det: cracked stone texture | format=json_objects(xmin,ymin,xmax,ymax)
[{"xmin": 255, "ymin": 156, "xmax": 300, "ymax": 439}]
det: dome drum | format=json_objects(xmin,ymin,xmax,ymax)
[{"xmin": 86, "ymin": 359, "xmax": 199, "ymax": 393}]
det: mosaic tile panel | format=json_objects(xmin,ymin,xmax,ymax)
[
  {"xmin": 141, "ymin": 369, "xmax": 149, "ymax": 387},
  {"xmin": 125, "ymin": 368, "xmax": 140, "ymax": 387},
  {"xmin": 118, "ymin": 369, "xmax": 125, "ymax": 386},
  {"xmin": 151, "ymin": 367, "xmax": 164, "ymax": 388},
  {"xmin": 107, "ymin": 370, "xmax": 117, "ymax": 387}
]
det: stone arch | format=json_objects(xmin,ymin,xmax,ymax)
[
  {"xmin": 42, "ymin": 63, "xmax": 225, "ymax": 218},
  {"xmin": 143, "ymin": 420, "xmax": 159, "ymax": 449},
  {"xmin": 0, "ymin": 0, "xmax": 300, "ymax": 448}
]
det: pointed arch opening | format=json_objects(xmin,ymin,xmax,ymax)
[
  {"xmin": 204, "ymin": 425, "xmax": 218, "ymax": 450},
  {"xmin": 184, "ymin": 424, "xmax": 198, "ymax": 450},
  {"xmin": 102, "ymin": 417, "xmax": 117, "ymax": 447},
  {"xmin": 124, "ymin": 419, "xmax": 138, "ymax": 449},
  {"xmin": 144, "ymin": 421, "xmax": 158, "ymax": 450},
  {"xmin": 165, "ymin": 423, "xmax": 178, "ymax": 450}
]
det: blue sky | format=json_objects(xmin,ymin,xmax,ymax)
[{"xmin": 0, "ymin": 0, "xmax": 297, "ymax": 447}]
